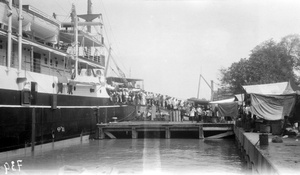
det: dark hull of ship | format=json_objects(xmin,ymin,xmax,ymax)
[{"xmin": 0, "ymin": 89, "xmax": 135, "ymax": 152}]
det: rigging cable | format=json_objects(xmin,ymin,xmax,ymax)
[{"xmin": 100, "ymin": 0, "xmax": 128, "ymax": 75}]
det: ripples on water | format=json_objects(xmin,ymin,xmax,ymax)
[{"xmin": 0, "ymin": 139, "xmax": 247, "ymax": 175}]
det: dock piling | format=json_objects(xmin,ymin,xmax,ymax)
[
  {"xmin": 165, "ymin": 127, "xmax": 170, "ymax": 139},
  {"xmin": 132, "ymin": 127, "xmax": 138, "ymax": 139},
  {"xmin": 199, "ymin": 125, "xmax": 204, "ymax": 139},
  {"xmin": 99, "ymin": 126, "xmax": 105, "ymax": 139}
]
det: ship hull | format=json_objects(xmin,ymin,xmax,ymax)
[
  {"xmin": 0, "ymin": 1, "xmax": 137, "ymax": 153},
  {"xmin": 0, "ymin": 88, "xmax": 135, "ymax": 152}
]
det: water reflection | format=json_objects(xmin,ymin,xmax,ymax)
[{"xmin": 0, "ymin": 139, "xmax": 246, "ymax": 175}]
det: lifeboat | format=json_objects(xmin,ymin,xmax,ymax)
[{"xmin": 0, "ymin": 2, "xmax": 60, "ymax": 43}]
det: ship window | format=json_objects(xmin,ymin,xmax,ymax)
[
  {"xmin": 55, "ymin": 61, "xmax": 58, "ymax": 67},
  {"xmin": 90, "ymin": 88, "xmax": 95, "ymax": 93},
  {"xmin": 44, "ymin": 58, "xmax": 48, "ymax": 64},
  {"xmin": 50, "ymin": 59, "xmax": 53, "ymax": 66},
  {"xmin": 33, "ymin": 52, "xmax": 41, "ymax": 73}
]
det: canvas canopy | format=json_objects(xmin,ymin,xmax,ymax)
[
  {"xmin": 218, "ymin": 102, "xmax": 238, "ymax": 118},
  {"xmin": 234, "ymin": 94, "xmax": 244, "ymax": 103},
  {"xmin": 209, "ymin": 98, "xmax": 238, "ymax": 117},
  {"xmin": 242, "ymin": 81, "xmax": 300, "ymax": 95},
  {"xmin": 209, "ymin": 98, "xmax": 235, "ymax": 104},
  {"xmin": 242, "ymin": 81, "xmax": 300, "ymax": 121},
  {"xmin": 188, "ymin": 98, "xmax": 210, "ymax": 106},
  {"xmin": 250, "ymin": 93, "xmax": 296, "ymax": 120}
]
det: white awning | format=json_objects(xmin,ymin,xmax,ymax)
[
  {"xmin": 209, "ymin": 98, "xmax": 235, "ymax": 104},
  {"xmin": 242, "ymin": 82, "xmax": 288, "ymax": 95}
]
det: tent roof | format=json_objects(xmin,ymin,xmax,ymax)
[
  {"xmin": 242, "ymin": 81, "xmax": 300, "ymax": 95},
  {"xmin": 209, "ymin": 98, "xmax": 236, "ymax": 104},
  {"xmin": 187, "ymin": 98, "xmax": 210, "ymax": 105},
  {"xmin": 234, "ymin": 94, "xmax": 244, "ymax": 102}
]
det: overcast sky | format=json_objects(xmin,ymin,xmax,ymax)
[{"xmin": 23, "ymin": 0, "xmax": 300, "ymax": 100}]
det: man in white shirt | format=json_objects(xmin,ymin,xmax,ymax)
[{"xmin": 190, "ymin": 106, "xmax": 196, "ymax": 123}]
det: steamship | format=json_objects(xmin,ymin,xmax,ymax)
[{"xmin": 0, "ymin": 0, "xmax": 135, "ymax": 152}]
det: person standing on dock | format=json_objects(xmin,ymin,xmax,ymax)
[
  {"xmin": 180, "ymin": 107, "xmax": 185, "ymax": 122},
  {"xmin": 196, "ymin": 105, "xmax": 202, "ymax": 123},
  {"xmin": 206, "ymin": 107, "xmax": 213, "ymax": 123},
  {"xmin": 190, "ymin": 105, "xmax": 196, "ymax": 123}
]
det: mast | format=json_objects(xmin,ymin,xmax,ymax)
[
  {"xmin": 87, "ymin": 0, "xmax": 92, "ymax": 33},
  {"xmin": 199, "ymin": 74, "xmax": 214, "ymax": 100},
  {"xmin": 197, "ymin": 74, "xmax": 201, "ymax": 99},
  {"xmin": 87, "ymin": 0, "xmax": 92, "ymax": 59},
  {"xmin": 71, "ymin": 4, "xmax": 79, "ymax": 78},
  {"xmin": 211, "ymin": 80, "xmax": 214, "ymax": 101},
  {"xmin": 7, "ymin": 0, "xmax": 12, "ymax": 71},
  {"xmin": 18, "ymin": 0, "xmax": 23, "ymax": 74}
]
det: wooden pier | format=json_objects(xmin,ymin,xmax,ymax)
[{"xmin": 96, "ymin": 121, "xmax": 234, "ymax": 139}]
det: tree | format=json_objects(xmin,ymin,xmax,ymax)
[
  {"xmin": 219, "ymin": 58, "xmax": 251, "ymax": 93},
  {"xmin": 279, "ymin": 34, "xmax": 300, "ymax": 71},
  {"xmin": 219, "ymin": 36, "xmax": 299, "ymax": 94}
]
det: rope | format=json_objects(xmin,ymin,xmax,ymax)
[
  {"xmin": 117, "ymin": 106, "xmax": 136, "ymax": 122},
  {"xmin": 100, "ymin": 0, "xmax": 128, "ymax": 75}
]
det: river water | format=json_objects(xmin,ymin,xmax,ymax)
[{"xmin": 0, "ymin": 139, "xmax": 247, "ymax": 175}]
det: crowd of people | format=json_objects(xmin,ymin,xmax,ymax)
[
  {"xmin": 107, "ymin": 88, "xmax": 222, "ymax": 122},
  {"xmin": 179, "ymin": 104, "xmax": 216, "ymax": 123},
  {"xmin": 107, "ymin": 88, "xmax": 185, "ymax": 109}
]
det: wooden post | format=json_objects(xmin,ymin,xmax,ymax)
[
  {"xmin": 132, "ymin": 127, "xmax": 138, "ymax": 139},
  {"xmin": 31, "ymin": 108, "xmax": 36, "ymax": 151},
  {"xmin": 199, "ymin": 124, "xmax": 204, "ymax": 139},
  {"xmin": 104, "ymin": 108, "xmax": 108, "ymax": 123},
  {"xmin": 165, "ymin": 127, "xmax": 170, "ymax": 139},
  {"xmin": 99, "ymin": 126, "xmax": 105, "ymax": 139}
]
